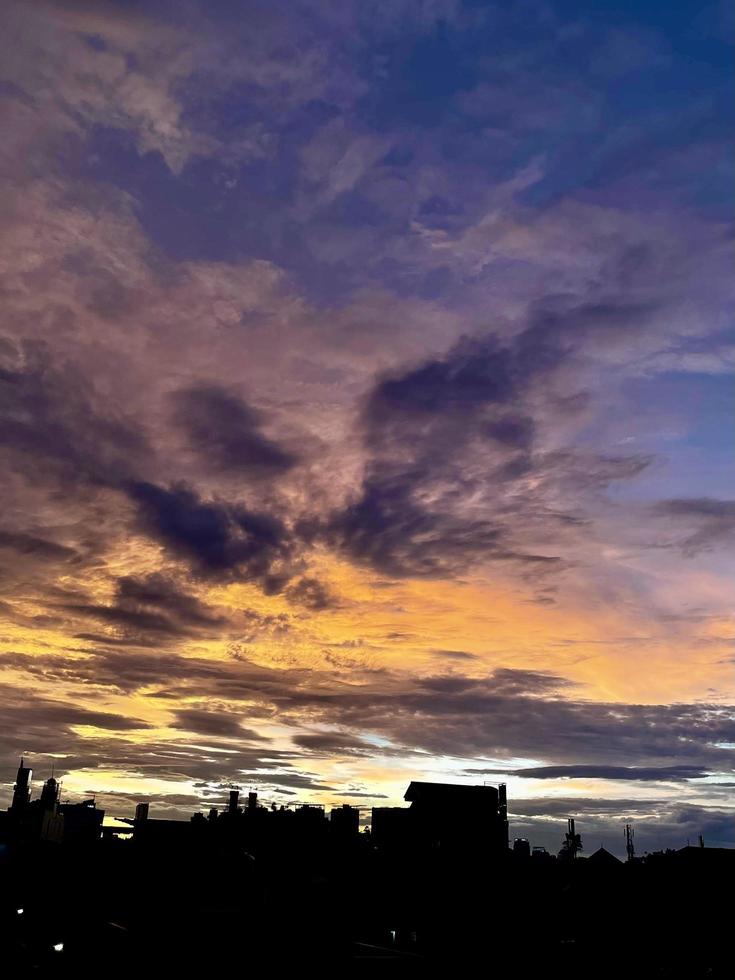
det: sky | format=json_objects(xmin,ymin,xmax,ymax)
[{"xmin": 0, "ymin": 0, "xmax": 732, "ymax": 857}]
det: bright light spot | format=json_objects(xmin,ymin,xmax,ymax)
[
  {"xmin": 389, "ymin": 929, "xmax": 396, "ymax": 943},
  {"xmin": 53, "ymin": 943, "xmax": 64, "ymax": 952},
  {"xmin": 16, "ymin": 908, "xmax": 23, "ymax": 915}
]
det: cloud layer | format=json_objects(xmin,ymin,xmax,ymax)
[{"xmin": 0, "ymin": 0, "xmax": 732, "ymax": 848}]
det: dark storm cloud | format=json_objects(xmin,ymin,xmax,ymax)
[
  {"xmin": 125, "ymin": 481, "xmax": 295, "ymax": 587},
  {"xmin": 466, "ymin": 765, "xmax": 717, "ymax": 782},
  {"xmin": 171, "ymin": 384, "xmax": 296, "ymax": 476}
]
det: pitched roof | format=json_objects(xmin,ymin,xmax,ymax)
[{"xmin": 588, "ymin": 846, "xmax": 622, "ymax": 866}]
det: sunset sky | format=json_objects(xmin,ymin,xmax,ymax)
[{"xmin": 0, "ymin": 0, "xmax": 732, "ymax": 855}]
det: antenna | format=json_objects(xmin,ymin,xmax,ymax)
[{"xmin": 625, "ymin": 824, "xmax": 635, "ymax": 862}]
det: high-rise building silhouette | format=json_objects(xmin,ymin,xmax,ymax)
[
  {"xmin": 39, "ymin": 774, "xmax": 60, "ymax": 810},
  {"xmin": 11, "ymin": 758, "xmax": 32, "ymax": 811}
]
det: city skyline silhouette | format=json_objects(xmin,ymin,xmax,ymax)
[{"xmin": 2, "ymin": 755, "xmax": 733, "ymax": 973}]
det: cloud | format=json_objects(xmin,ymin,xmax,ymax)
[
  {"xmin": 432, "ymin": 649, "xmax": 478, "ymax": 661},
  {"xmin": 653, "ymin": 498, "xmax": 735, "ymax": 555},
  {"xmin": 466, "ymin": 765, "xmax": 717, "ymax": 782},
  {"xmin": 125, "ymin": 481, "xmax": 295, "ymax": 586},
  {"xmin": 326, "ymin": 330, "xmax": 650, "ymax": 578},
  {"xmin": 0, "ymin": 338, "xmax": 149, "ymax": 488},
  {"xmin": 292, "ymin": 732, "xmax": 372, "ymax": 753},
  {"xmin": 63, "ymin": 601, "xmax": 190, "ymax": 637},
  {"xmin": 284, "ymin": 576, "xmax": 338, "ymax": 611},
  {"xmin": 169, "ymin": 707, "xmax": 267, "ymax": 741},
  {"xmin": 0, "ymin": 0, "xmax": 731, "ymax": 827},
  {"xmin": 48, "ymin": 573, "xmax": 229, "ymax": 645},
  {"xmin": 1, "ymin": 0, "xmax": 214, "ymax": 174},
  {"xmin": 233, "ymin": 771, "xmax": 337, "ymax": 793},
  {"xmin": 171, "ymin": 384, "xmax": 297, "ymax": 476},
  {"xmin": 0, "ymin": 530, "xmax": 78, "ymax": 563},
  {"xmin": 8, "ymin": 648, "xmax": 732, "ymax": 778},
  {"xmin": 0, "ymin": 684, "xmax": 152, "ymax": 756},
  {"xmin": 115, "ymin": 574, "xmax": 225, "ymax": 627}
]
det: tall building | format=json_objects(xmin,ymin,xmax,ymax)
[
  {"xmin": 39, "ymin": 775, "xmax": 64, "ymax": 843},
  {"xmin": 58, "ymin": 799, "xmax": 104, "ymax": 845},
  {"xmin": 40, "ymin": 775, "xmax": 60, "ymax": 810},
  {"xmin": 11, "ymin": 758, "xmax": 32, "ymax": 811},
  {"xmin": 330, "ymin": 803, "xmax": 359, "ymax": 839},
  {"xmin": 403, "ymin": 781, "xmax": 510, "ymax": 856}
]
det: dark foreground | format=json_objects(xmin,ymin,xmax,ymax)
[{"xmin": 1, "ymin": 838, "xmax": 731, "ymax": 977}]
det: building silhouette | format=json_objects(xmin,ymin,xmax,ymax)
[
  {"xmin": 370, "ymin": 805, "xmax": 411, "ymax": 850},
  {"xmin": 2, "ymin": 760, "xmax": 734, "ymax": 974},
  {"xmin": 402, "ymin": 780, "xmax": 509, "ymax": 855},
  {"xmin": 2, "ymin": 759, "xmax": 103, "ymax": 846},
  {"xmin": 58, "ymin": 799, "xmax": 104, "ymax": 846},
  {"xmin": 11, "ymin": 758, "xmax": 32, "ymax": 811},
  {"xmin": 330, "ymin": 803, "xmax": 360, "ymax": 840}
]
